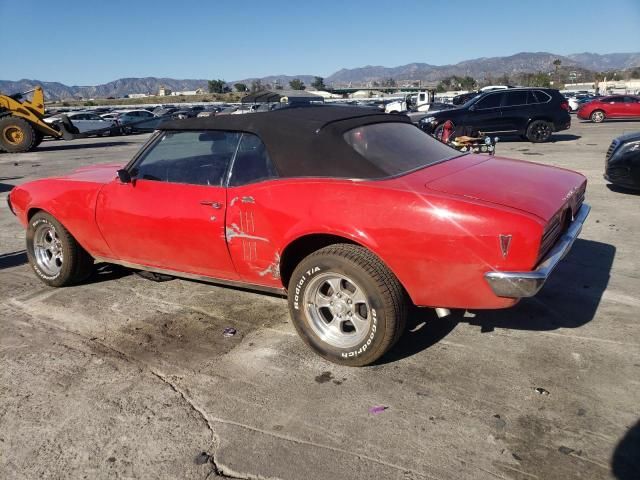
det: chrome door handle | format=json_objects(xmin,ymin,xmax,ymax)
[{"xmin": 200, "ymin": 200, "xmax": 222, "ymax": 209}]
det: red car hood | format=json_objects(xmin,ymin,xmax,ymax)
[
  {"xmin": 63, "ymin": 163, "xmax": 123, "ymax": 183},
  {"xmin": 425, "ymin": 156, "xmax": 586, "ymax": 221}
]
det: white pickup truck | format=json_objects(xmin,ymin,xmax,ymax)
[{"xmin": 385, "ymin": 90, "xmax": 434, "ymax": 113}]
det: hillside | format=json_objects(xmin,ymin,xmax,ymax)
[{"xmin": 2, "ymin": 51, "xmax": 638, "ymax": 100}]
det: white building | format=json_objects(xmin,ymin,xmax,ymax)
[
  {"xmin": 170, "ymin": 88, "xmax": 205, "ymax": 96},
  {"xmin": 564, "ymin": 80, "xmax": 640, "ymax": 95},
  {"xmin": 126, "ymin": 93, "xmax": 149, "ymax": 98}
]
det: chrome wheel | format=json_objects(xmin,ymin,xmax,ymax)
[
  {"xmin": 33, "ymin": 223, "xmax": 64, "ymax": 277},
  {"xmin": 591, "ymin": 111, "xmax": 605, "ymax": 123},
  {"xmin": 303, "ymin": 272, "xmax": 372, "ymax": 349}
]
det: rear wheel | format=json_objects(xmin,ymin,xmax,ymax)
[
  {"xmin": 288, "ymin": 244, "xmax": 407, "ymax": 366},
  {"xmin": 526, "ymin": 120, "xmax": 553, "ymax": 142},
  {"xmin": 590, "ymin": 110, "xmax": 605, "ymax": 123},
  {"xmin": 26, "ymin": 212, "xmax": 94, "ymax": 287},
  {"xmin": 0, "ymin": 116, "xmax": 36, "ymax": 153}
]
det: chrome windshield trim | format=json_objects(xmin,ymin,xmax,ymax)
[{"xmin": 485, "ymin": 203, "xmax": 591, "ymax": 298}]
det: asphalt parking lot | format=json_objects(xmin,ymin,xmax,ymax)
[{"xmin": 1, "ymin": 119, "xmax": 639, "ymax": 480}]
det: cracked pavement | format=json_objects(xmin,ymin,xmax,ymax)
[{"xmin": 1, "ymin": 122, "xmax": 639, "ymax": 479}]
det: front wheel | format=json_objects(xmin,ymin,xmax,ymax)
[
  {"xmin": 26, "ymin": 212, "xmax": 94, "ymax": 287},
  {"xmin": 526, "ymin": 120, "xmax": 553, "ymax": 142},
  {"xmin": 288, "ymin": 244, "xmax": 407, "ymax": 366},
  {"xmin": 0, "ymin": 116, "xmax": 36, "ymax": 153},
  {"xmin": 590, "ymin": 110, "xmax": 605, "ymax": 123}
]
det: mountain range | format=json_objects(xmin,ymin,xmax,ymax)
[{"xmin": 2, "ymin": 52, "xmax": 638, "ymax": 100}]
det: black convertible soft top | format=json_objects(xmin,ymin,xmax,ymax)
[{"xmin": 159, "ymin": 105, "xmax": 412, "ymax": 179}]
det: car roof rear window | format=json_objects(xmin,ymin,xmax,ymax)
[{"xmin": 343, "ymin": 123, "xmax": 460, "ymax": 177}]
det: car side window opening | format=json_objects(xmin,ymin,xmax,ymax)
[
  {"xmin": 228, "ymin": 133, "xmax": 278, "ymax": 187},
  {"xmin": 503, "ymin": 91, "xmax": 529, "ymax": 107},
  {"xmin": 132, "ymin": 130, "xmax": 241, "ymax": 186},
  {"xmin": 532, "ymin": 90, "xmax": 551, "ymax": 104},
  {"xmin": 608, "ymin": 97, "xmax": 624, "ymax": 103},
  {"xmin": 475, "ymin": 93, "xmax": 503, "ymax": 109}
]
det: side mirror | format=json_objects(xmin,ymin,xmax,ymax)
[{"xmin": 117, "ymin": 169, "xmax": 132, "ymax": 183}]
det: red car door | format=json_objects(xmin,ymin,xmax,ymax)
[
  {"xmin": 96, "ymin": 130, "xmax": 242, "ymax": 280},
  {"xmin": 623, "ymin": 96, "xmax": 640, "ymax": 118},
  {"xmin": 223, "ymin": 133, "xmax": 282, "ymax": 287},
  {"xmin": 605, "ymin": 96, "xmax": 626, "ymax": 117}
]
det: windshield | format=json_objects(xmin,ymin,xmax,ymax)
[
  {"xmin": 343, "ymin": 123, "xmax": 461, "ymax": 177},
  {"xmin": 460, "ymin": 93, "xmax": 483, "ymax": 108}
]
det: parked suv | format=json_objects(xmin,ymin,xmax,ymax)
[{"xmin": 419, "ymin": 88, "xmax": 571, "ymax": 142}]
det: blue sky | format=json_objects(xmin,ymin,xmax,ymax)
[{"xmin": 1, "ymin": 0, "xmax": 639, "ymax": 85}]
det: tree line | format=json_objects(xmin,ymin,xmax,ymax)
[{"xmin": 208, "ymin": 76, "xmax": 328, "ymax": 94}]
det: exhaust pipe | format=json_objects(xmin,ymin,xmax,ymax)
[{"xmin": 434, "ymin": 307, "xmax": 451, "ymax": 318}]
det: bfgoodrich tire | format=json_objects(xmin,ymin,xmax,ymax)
[
  {"xmin": 26, "ymin": 212, "xmax": 94, "ymax": 287},
  {"xmin": 288, "ymin": 244, "xmax": 407, "ymax": 366}
]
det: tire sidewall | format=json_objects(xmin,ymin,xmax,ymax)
[
  {"xmin": 288, "ymin": 254, "xmax": 391, "ymax": 365},
  {"xmin": 0, "ymin": 117, "xmax": 35, "ymax": 153},
  {"xmin": 26, "ymin": 214, "xmax": 73, "ymax": 286}
]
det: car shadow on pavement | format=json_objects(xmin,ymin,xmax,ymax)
[
  {"xmin": 495, "ymin": 134, "xmax": 581, "ymax": 143},
  {"xmin": 379, "ymin": 238, "xmax": 615, "ymax": 364},
  {"xmin": 82, "ymin": 263, "xmax": 133, "ymax": 284},
  {"xmin": 550, "ymin": 134, "xmax": 582, "ymax": 142},
  {"xmin": 612, "ymin": 419, "xmax": 640, "ymax": 480},
  {"xmin": 34, "ymin": 141, "xmax": 138, "ymax": 152},
  {"xmin": 0, "ymin": 250, "xmax": 28, "ymax": 270}
]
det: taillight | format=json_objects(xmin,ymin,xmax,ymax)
[{"xmin": 560, "ymin": 101, "xmax": 570, "ymax": 111}]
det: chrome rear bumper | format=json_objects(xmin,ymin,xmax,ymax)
[{"xmin": 484, "ymin": 203, "xmax": 591, "ymax": 298}]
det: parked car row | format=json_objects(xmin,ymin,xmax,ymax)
[{"xmin": 44, "ymin": 111, "xmax": 117, "ymax": 136}]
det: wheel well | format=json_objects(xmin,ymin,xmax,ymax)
[
  {"xmin": 527, "ymin": 117, "xmax": 553, "ymax": 127},
  {"xmin": 27, "ymin": 208, "xmax": 43, "ymax": 221},
  {"xmin": 279, "ymin": 234, "xmax": 358, "ymax": 289}
]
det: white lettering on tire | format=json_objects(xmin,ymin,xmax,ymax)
[
  {"xmin": 341, "ymin": 308, "xmax": 377, "ymax": 358},
  {"xmin": 293, "ymin": 266, "xmax": 321, "ymax": 310}
]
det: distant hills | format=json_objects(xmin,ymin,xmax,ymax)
[
  {"xmin": 324, "ymin": 52, "xmax": 640, "ymax": 84},
  {"xmin": 0, "ymin": 77, "xmax": 209, "ymax": 102},
  {"xmin": 2, "ymin": 51, "xmax": 638, "ymax": 100}
]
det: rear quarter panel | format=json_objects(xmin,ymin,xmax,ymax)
[{"xmin": 231, "ymin": 174, "xmax": 544, "ymax": 309}]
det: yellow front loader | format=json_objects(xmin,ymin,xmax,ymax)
[{"xmin": 0, "ymin": 86, "xmax": 75, "ymax": 153}]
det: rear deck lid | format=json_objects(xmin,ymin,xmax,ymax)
[{"xmin": 426, "ymin": 156, "xmax": 586, "ymax": 221}]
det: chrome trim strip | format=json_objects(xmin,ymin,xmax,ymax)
[
  {"xmin": 484, "ymin": 203, "xmax": 591, "ymax": 298},
  {"xmin": 94, "ymin": 257, "xmax": 287, "ymax": 296}
]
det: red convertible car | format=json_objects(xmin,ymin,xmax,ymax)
[{"xmin": 8, "ymin": 106, "xmax": 590, "ymax": 366}]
